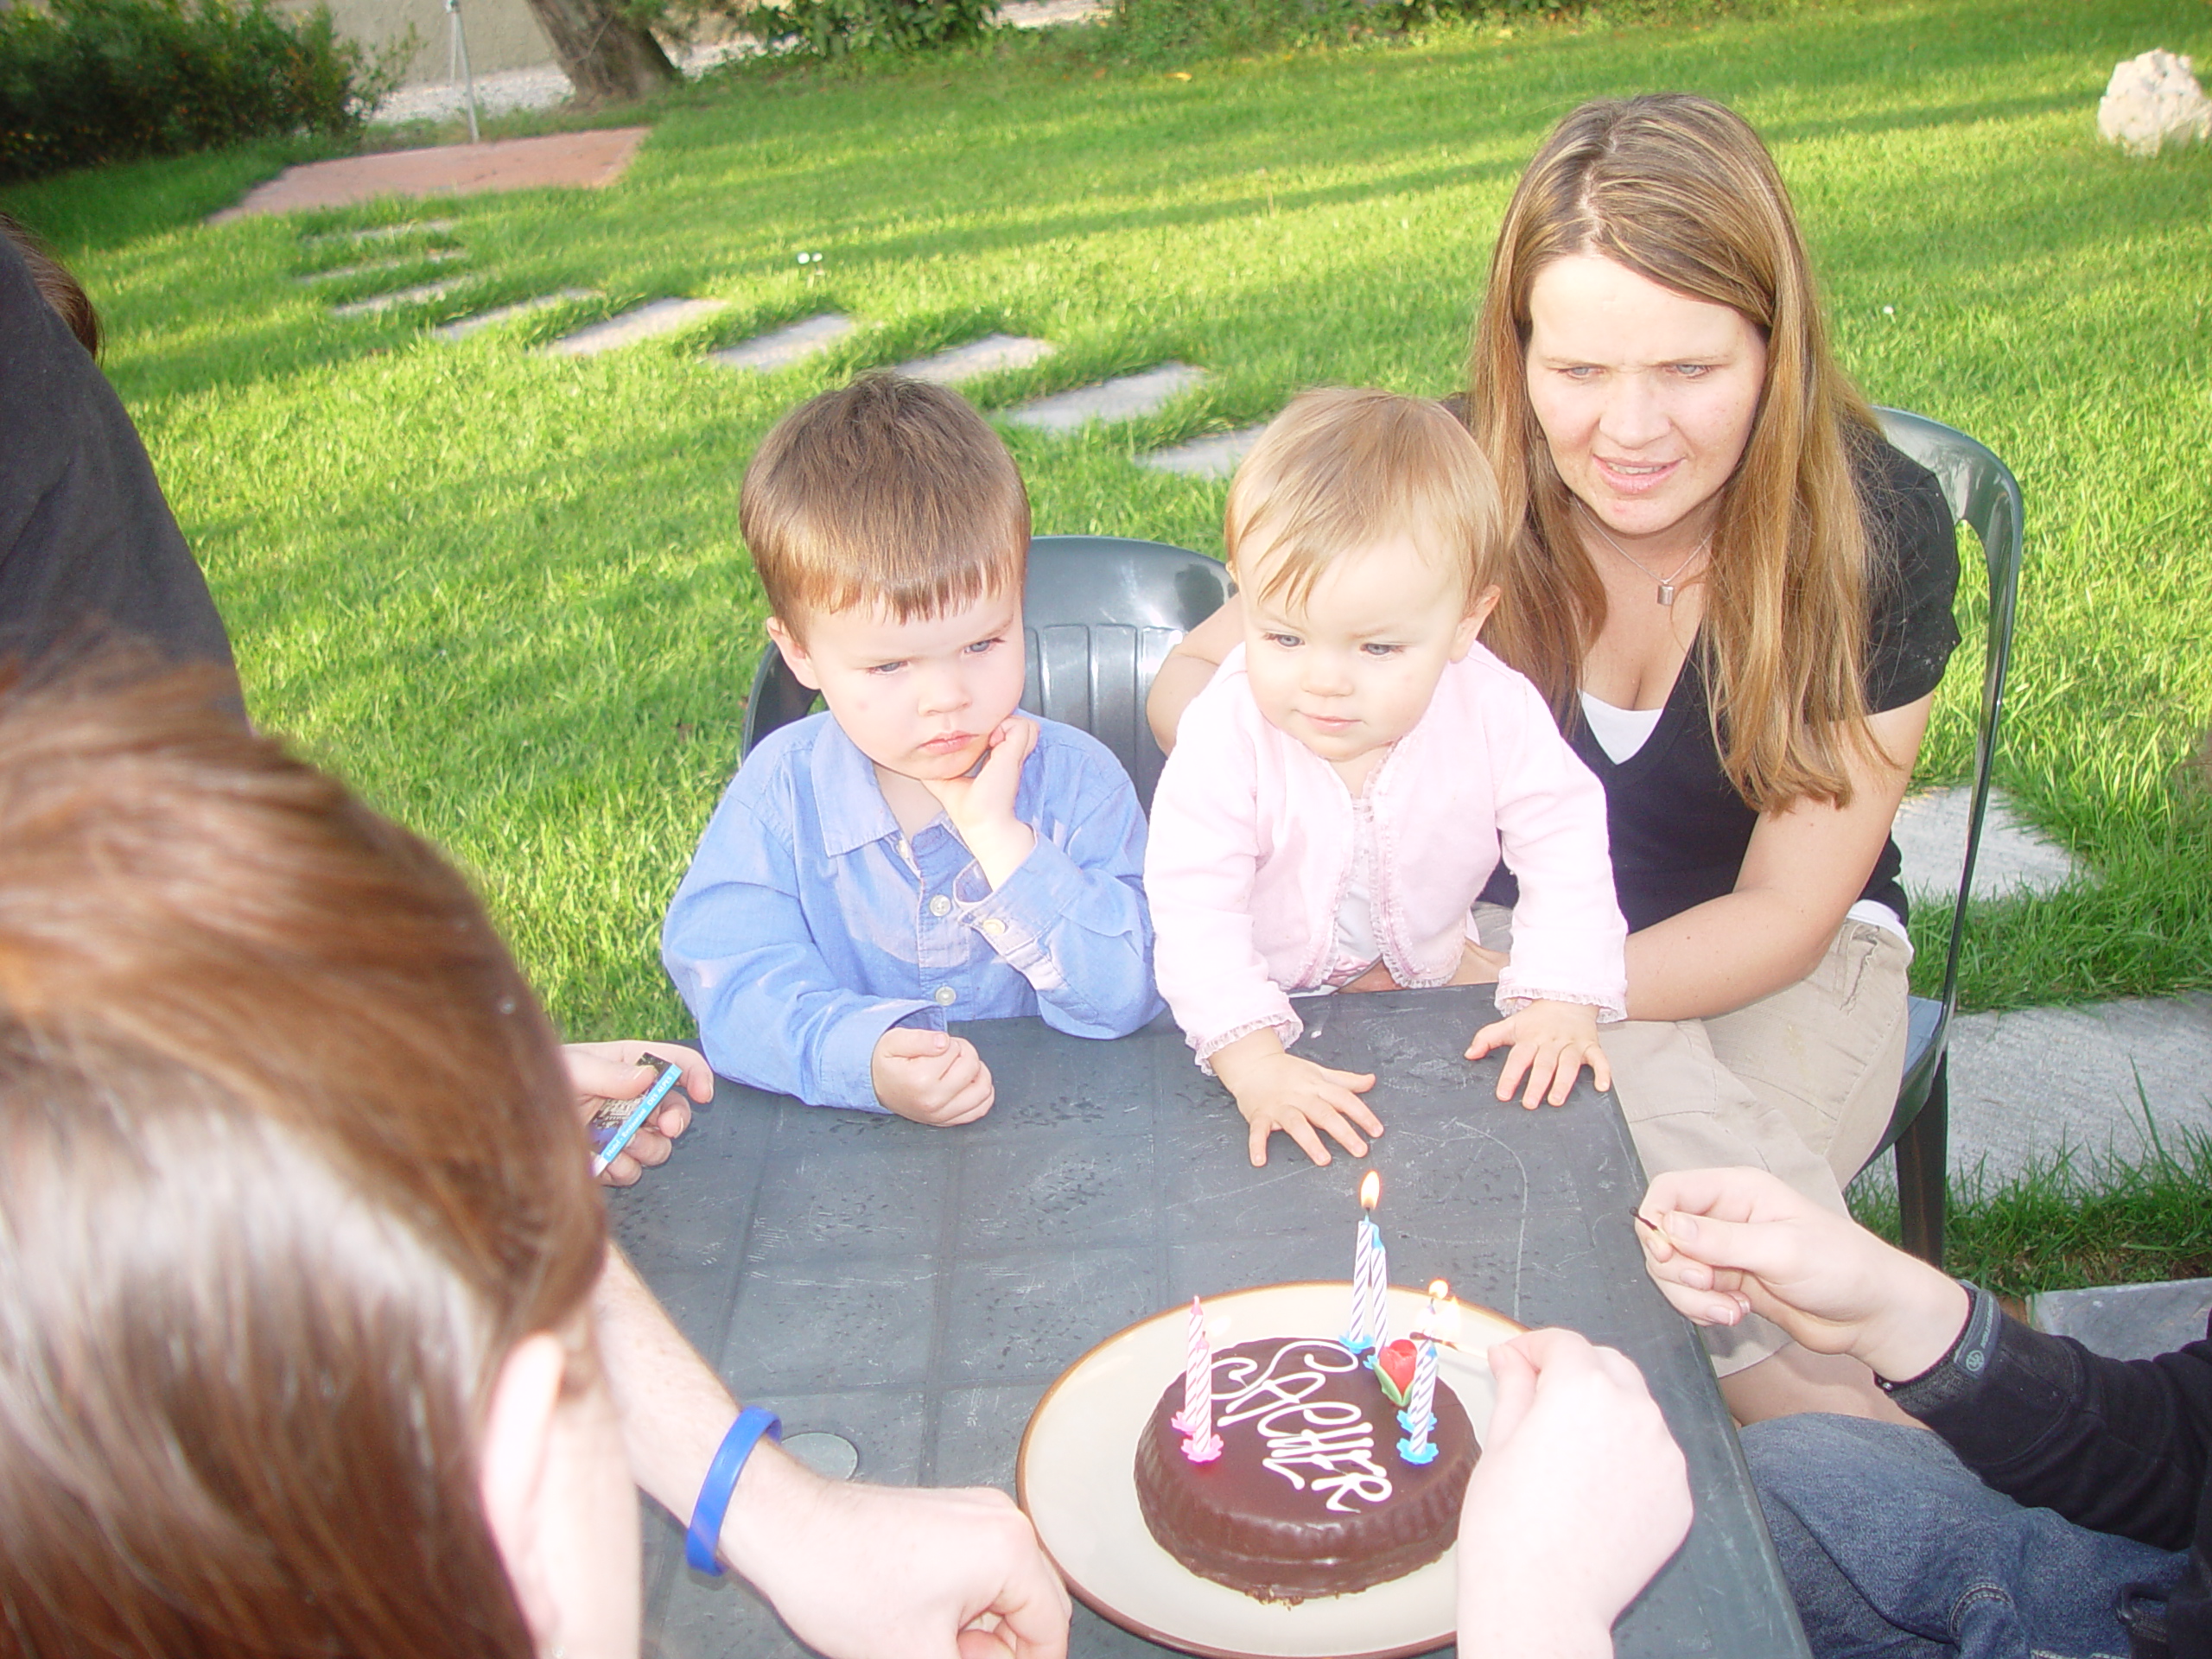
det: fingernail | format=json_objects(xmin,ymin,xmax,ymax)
[{"xmin": 1664, "ymin": 1212, "xmax": 1694, "ymax": 1241}]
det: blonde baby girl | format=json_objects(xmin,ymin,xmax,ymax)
[{"xmin": 1145, "ymin": 388, "xmax": 1629, "ymax": 1167}]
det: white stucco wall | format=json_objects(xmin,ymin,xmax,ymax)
[{"xmin": 276, "ymin": 0, "xmax": 556, "ymax": 85}]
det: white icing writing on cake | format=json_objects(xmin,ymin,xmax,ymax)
[{"xmin": 1211, "ymin": 1341, "xmax": 1395, "ymax": 1512}]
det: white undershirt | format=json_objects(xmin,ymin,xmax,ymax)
[
  {"xmin": 1576, "ymin": 691, "xmax": 1910, "ymax": 945},
  {"xmin": 1331, "ymin": 806, "xmax": 1381, "ymax": 972},
  {"xmin": 1577, "ymin": 690, "xmax": 1662, "ymax": 766}
]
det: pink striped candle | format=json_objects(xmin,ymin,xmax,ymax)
[{"xmin": 1171, "ymin": 1295, "xmax": 1222, "ymax": 1462}]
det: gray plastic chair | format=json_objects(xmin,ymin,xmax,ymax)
[
  {"xmin": 1865, "ymin": 407, "xmax": 2026, "ymax": 1264},
  {"xmin": 740, "ymin": 534, "xmax": 1231, "ymax": 809}
]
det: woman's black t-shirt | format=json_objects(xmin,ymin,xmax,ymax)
[{"xmin": 1484, "ymin": 435, "xmax": 1961, "ymax": 933}]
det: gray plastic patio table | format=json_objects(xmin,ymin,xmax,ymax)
[{"xmin": 611, "ymin": 983, "xmax": 1813, "ymax": 1659}]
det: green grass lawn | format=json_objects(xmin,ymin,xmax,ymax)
[{"xmin": 3, "ymin": 0, "xmax": 2209, "ymax": 1059}]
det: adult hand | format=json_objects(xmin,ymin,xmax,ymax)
[
  {"xmin": 1466, "ymin": 999, "xmax": 1611, "ymax": 1108},
  {"xmin": 1637, "ymin": 1166, "xmax": 1970, "ymax": 1383},
  {"xmin": 563, "ymin": 1039, "xmax": 711, "ymax": 1186},
  {"xmin": 725, "ymin": 1452, "xmax": 1071, "ymax": 1659},
  {"xmin": 1210, "ymin": 1027, "xmax": 1381, "ymax": 1167},
  {"xmin": 872, "ymin": 1027, "xmax": 995, "ymax": 1125},
  {"xmin": 1458, "ymin": 1327, "xmax": 1691, "ymax": 1659},
  {"xmin": 589, "ymin": 1250, "xmax": 1067, "ymax": 1659},
  {"xmin": 918, "ymin": 716, "xmax": 1039, "ymax": 890}
]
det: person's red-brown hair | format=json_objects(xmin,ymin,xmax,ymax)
[{"xmin": 0, "ymin": 662, "xmax": 604, "ymax": 1658}]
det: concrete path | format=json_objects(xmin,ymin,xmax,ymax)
[
  {"xmin": 432, "ymin": 289, "xmax": 598, "ymax": 340},
  {"xmin": 302, "ymin": 219, "xmax": 457, "ymax": 247},
  {"xmin": 2031, "ymin": 1278, "xmax": 2212, "ymax": 1360},
  {"xmin": 1137, "ymin": 423, "xmax": 1266, "ymax": 480},
  {"xmin": 1004, "ymin": 363, "xmax": 1204, "ymax": 431},
  {"xmin": 539, "ymin": 296, "xmax": 730, "ymax": 357},
  {"xmin": 211, "ymin": 128, "xmax": 649, "ymax": 221},
  {"xmin": 329, "ymin": 276, "xmax": 470, "ymax": 317},
  {"xmin": 1944, "ymin": 994, "xmax": 2212, "ymax": 1192},
  {"xmin": 894, "ymin": 334, "xmax": 1054, "ymax": 385},
  {"xmin": 710, "ymin": 313, "xmax": 854, "ymax": 372},
  {"xmin": 298, "ymin": 251, "xmax": 465, "ymax": 284},
  {"xmin": 1893, "ymin": 785, "xmax": 2087, "ymax": 903}
]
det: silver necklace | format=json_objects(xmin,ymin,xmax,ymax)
[{"xmin": 1580, "ymin": 506, "xmax": 1710, "ymax": 607}]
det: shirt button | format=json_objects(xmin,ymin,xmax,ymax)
[
  {"xmin": 982, "ymin": 918, "xmax": 1006, "ymax": 937},
  {"xmin": 929, "ymin": 894, "xmax": 952, "ymax": 918},
  {"xmin": 933, "ymin": 985, "xmax": 957, "ymax": 1007}
]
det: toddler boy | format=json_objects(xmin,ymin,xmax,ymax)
[{"xmin": 663, "ymin": 373, "xmax": 1162, "ymax": 1122}]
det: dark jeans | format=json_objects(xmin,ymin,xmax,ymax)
[{"xmin": 1745, "ymin": 1414, "xmax": 2189, "ymax": 1659}]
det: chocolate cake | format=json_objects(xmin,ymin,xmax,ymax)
[{"xmin": 1133, "ymin": 1336, "xmax": 1478, "ymax": 1605}]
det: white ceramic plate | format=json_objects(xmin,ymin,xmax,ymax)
[{"xmin": 1016, "ymin": 1282, "xmax": 1524, "ymax": 1659}]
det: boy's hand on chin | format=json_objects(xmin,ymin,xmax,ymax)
[
  {"xmin": 920, "ymin": 716, "xmax": 1039, "ymax": 890},
  {"xmin": 873, "ymin": 1027, "xmax": 995, "ymax": 1125}
]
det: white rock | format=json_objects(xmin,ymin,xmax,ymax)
[{"xmin": 2097, "ymin": 49, "xmax": 2212, "ymax": 157}]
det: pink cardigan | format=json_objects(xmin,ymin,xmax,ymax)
[{"xmin": 1146, "ymin": 642, "xmax": 1628, "ymax": 1069}]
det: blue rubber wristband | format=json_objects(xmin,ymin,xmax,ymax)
[{"xmin": 684, "ymin": 1406, "xmax": 781, "ymax": 1576}]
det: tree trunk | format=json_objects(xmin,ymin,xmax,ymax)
[{"xmin": 520, "ymin": 0, "xmax": 679, "ymax": 105}]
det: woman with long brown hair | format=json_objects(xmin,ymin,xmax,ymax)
[
  {"xmin": 1151, "ymin": 94, "xmax": 1960, "ymax": 1424},
  {"xmin": 0, "ymin": 664, "xmax": 1069, "ymax": 1659}
]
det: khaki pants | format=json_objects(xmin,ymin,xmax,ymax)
[{"xmin": 1473, "ymin": 904, "xmax": 1912, "ymax": 1375}]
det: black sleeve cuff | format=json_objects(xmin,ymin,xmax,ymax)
[{"xmin": 1883, "ymin": 1281, "xmax": 2004, "ymax": 1412}]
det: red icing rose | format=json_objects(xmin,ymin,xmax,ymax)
[{"xmin": 1375, "ymin": 1338, "xmax": 1417, "ymax": 1406}]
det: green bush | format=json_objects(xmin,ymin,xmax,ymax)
[
  {"xmin": 1100, "ymin": 0, "xmax": 1378, "ymax": 59},
  {"xmin": 0, "ymin": 0, "xmax": 392, "ymax": 182},
  {"xmin": 736, "ymin": 0, "xmax": 996, "ymax": 57}
]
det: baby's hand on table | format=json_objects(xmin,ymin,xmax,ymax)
[
  {"xmin": 1210, "ymin": 1029, "xmax": 1381, "ymax": 1167},
  {"xmin": 873, "ymin": 1027, "xmax": 995, "ymax": 1126},
  {"xmin": 919, "ymin": 716, "xmax": 1039, "ymax": 890},
  {"xmin": 1466, "ymin": 1000, "xmax": 1610, "ymax": 1109}
]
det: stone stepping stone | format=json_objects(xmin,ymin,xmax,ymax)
[
  {"xmin": 1937, "ymin": 991, "xmax": 2212, "ymax": 1192},
  {"xmin": 299, "ymin": 251, "xmax": 464, "ymax": 284},
  {"xmin": 432, "ymin": 289, "xmax": 599, "ymax": 342},
  {"xmin": 1137, "ymin": 423, "xmax": 1267, "ymax": 479},
  {"xmin": 540, "ymin": 297, "xmax": 733, "ymax": 358},
  {"xmin": 1003, "ymin": 362, "xmax": 1205, "ymax": 433},
  {"xmin": 2031, "ymin": 1278, "xmax": 2212, "ymax": 1360},
  {"xmin": 710, "ymin": 312, "xmax": 855, "ymax": 372},
  {"xmin": 893, "ymin": 333, "xmax": 1054, "ymax": 385},
  {"xmin": 1892, "ymin": 786, "xmax": 2088, "ymax": 903},
  {"xmin": 330, "ymin": 277, "xmax": 470, "ymax": 318},
  {"xmin": 302, "ymin": 219, "xmax": 458, "ymax": 247}
]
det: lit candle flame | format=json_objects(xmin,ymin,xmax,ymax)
[
  {"xmin": 1423, "ymin": 1279, "xmax": 1462, "ymax": 1344},
  {"xmin": 1359, "ymin": 1170, "xmax": 1381, "ymax": 1211}
]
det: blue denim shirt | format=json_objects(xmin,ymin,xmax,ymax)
[{"xmin": 663, "ymin": 712, "xmax": 1163, "ymax": 1111}]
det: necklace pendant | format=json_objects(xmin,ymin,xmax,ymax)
[{"xmin": 1656, "ymin": 580, "xmax": 1676, "ymax": 607}]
